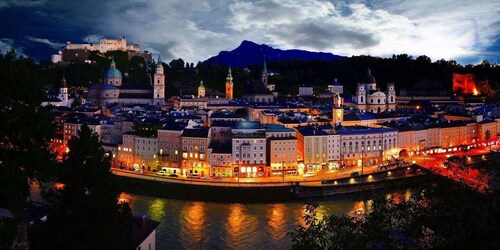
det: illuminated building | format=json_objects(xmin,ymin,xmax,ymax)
[
  {"xmin": 181, "ymin": 127, "xmax": 210, "ymax": 176},
  {"xmin": 352, "ymin": 68, "xmax": 396, "ymax": 113},
  {"xmin": 225, "ymin": 67, "xmax": 234, "ymax": 100}
]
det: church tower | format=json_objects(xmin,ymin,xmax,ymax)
[
  {"xmin": 59, "ymin": 75, "xmax": 68, "ymax": 107},
  {"xmin": 332, "ymin": 93, "xmax": 343, "ymax": 127},
  {"xmin": 198, "ymin": 80, "xmax": 206, "ymax": 98},
  {"xmin": 225, "ymin": 67, "xmax": 233, "ymax": 100},
  {"xmin": 262, "ymin": 56, "xmax": 268, "ymax": 86},
  {"xmin": 386, "ymin": 82, "xmax": 396, "ymax": 111},
  {"xmin": 153, "ymin": 56, "xmax": 165, "ymax": 105}
]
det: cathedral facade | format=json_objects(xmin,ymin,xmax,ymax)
[
  {"xmin": 87, "ymin": 58, "xmax": 165, "ymax": 107},
  {"xmin": 352, "ymin": 69, "xmax": 396, "ymax": 113}
]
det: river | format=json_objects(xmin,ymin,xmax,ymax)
[
  {"xmin": 30, "ymin": 182, "xmax": 410, "ymax": 249},
  {"xmin": 120, "ymin": 191, "xmax": 409, "ymax": 250}
]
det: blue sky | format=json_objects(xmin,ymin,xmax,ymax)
[{"xmin": 0, "ymin": 0, "xmax": 499, "ymax": 65}]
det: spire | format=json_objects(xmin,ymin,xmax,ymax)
[
  {"xmin": 61, "ymin": 75, "xmax": 67, "ymax": 88},
  {"xmin": 199, "ymin": 80, "xmax": 204, "ymax": 87},
  {"xmin": 262, "ymin": 55, "xmax": 267, "ymax": 73},
  {"xmin": 226, "ymin": 67, "xmax": 233, "ymax": 83},
  {"xmin": 156, "ymin": 55, "xmax": 163, "ymax": 68},
  {"xmin": 110, "ymin": 58, "xmax": 116, "ymax": 69}
]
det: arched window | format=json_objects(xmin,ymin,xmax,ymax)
[
  {"xmin": 391, "ymin": 96, "xmax": 394, "ymax": 102},
  {"xmin": 377, "ymin": 99, "xmax": 381, "ymax": 104},
  {"xmin": 361, "ymin": 97, "xmax": 364, "ymax": 103}
]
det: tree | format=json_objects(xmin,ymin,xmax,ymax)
[
  {"xmin": 290, "ymin": 175, "xmax": 499, "ymax": 249},
  {"xmin": 0, "ymin": 50, "xmax": 57, "ymax": 248},
  {"xmin": 29, "ymin": 125, "xmax": 132, "ymax": 249}
]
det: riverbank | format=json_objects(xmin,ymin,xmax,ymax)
[{"xmin": 114, "ymin": 166, "xmax": 428, "ymax": 202}]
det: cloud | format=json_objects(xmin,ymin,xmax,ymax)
[
  {"xmin": 0, "ymin": 0, "xmax": 46, "ymax": 8},
  {"xmin": 26, "ymin": 36, "xmax": 64, "ymax": 49},
  {"xmin": 0, "ymin": 0, "xmax": 499, "ymax": 64},
  {"xmin": 82, "ymin": 34, "xmax": 103, "ymax": 44},
  {"xmin": 0, "ymin": 38, "xmax": 25, "ymax": 56},
  {"xmin": 227, "ymin": 0, "xmax": 500, "ymax": 62}
]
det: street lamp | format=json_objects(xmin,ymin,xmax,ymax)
[{"xmin": 282, "ymin": 161, "xmax": 285, "ymax": 183}]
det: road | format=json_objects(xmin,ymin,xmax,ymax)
[{"xmin": 112, "ymin": 145, "xmax": 498, "ymax": 189}]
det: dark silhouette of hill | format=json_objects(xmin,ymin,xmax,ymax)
[{"xmin": 204, "ymin": 40, "xmax": 344, "ymax": 67}]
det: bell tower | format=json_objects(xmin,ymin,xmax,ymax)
[
  {"xmin": 225, "ymin": 67, "xmax": 233, "ymax": 100},
  {"xmin": 153, "ymin": 56, "xmax": 165, "ymax": 105},
  {"xmin": 332, "ymin": 93, "xmax": 343, "ymax": 127},
  {"xmin": 59, "ymin": 75, "xmax": 68, "ymax": 106},
  {"xmin": 198, "ymin": 80, "xmax": 206, "ymax": 98}
]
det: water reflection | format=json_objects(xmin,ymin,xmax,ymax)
[
  {"xmin": 226, "ymin": 203, "xmax": 244, "ymax": 239},
  {"xmin": 184, "ymin": 202, "xmax": 205, "ymax": 239},
  {"xmin": 267, "ymin": 204, "xmax": 285, "ymax": 239},
  {"xmin": 117, "ymin": 190, "xmax": 412, "ymax": 249},
  {"xmin": 147, "ymin": 198, "xmax": 165, "ymax": 221}
]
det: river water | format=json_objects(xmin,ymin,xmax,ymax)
[{"xmin": 121, "ymin": 192, "xmax": 383, "ymax": 250}]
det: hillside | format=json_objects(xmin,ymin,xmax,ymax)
[{"xmin": 204, "ymin": 40, "xmax": 344, "ymax": 67}]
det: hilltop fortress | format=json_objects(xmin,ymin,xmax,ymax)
[{"xmin": 52, "ymin": 37, "xmax": 152, "ymax": 63}]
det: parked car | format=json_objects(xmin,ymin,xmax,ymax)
[
  {"xmin": 187, "ymin": 174, "xmax": 200, "ymax": 179},
  {"xmin": 169, "ymin": 173, "xmax": 178, "ymax": 177},
  {"xmin": 201, "ymin": 176, "xmax": 210, "ymax": 180},
  {"xmin": 134, "ymin": 169, "xmax": 143, "ymax": 174},
  {"xmin": 156, "ymin": 170, "xmax": 167, "ymax": 176},
  {"xmin": 350, "ymin": 171, "xmax": 359, "ymax": 177}
]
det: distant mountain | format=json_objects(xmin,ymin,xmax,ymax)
[{"xmin": 204, "ymin": 40, "xmax": 344, "ymax": 67}]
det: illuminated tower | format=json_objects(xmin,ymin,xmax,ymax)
[
  {"xmin": 59, "ymin": 75, "xmax": 68, "ymax": 106},
  {"xmin": 153, "ymin": 56, "xmax": 165, "ymax": 105},
  {"xmin": 225, "ymin": 67, "xmax": 233, "ymax": 100},
  {"xmin": 332, "ymin": 93, "xmax": 343, "ymax": 127},
  {"xmin": 198, "ymin": 80, "xmax": 206, "ymax": 98}
]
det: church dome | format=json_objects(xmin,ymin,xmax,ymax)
[
  {"xmin": 104, "ymin": 59, "xmax": 122, "ymax": 79},
  {"xmin": 362, "ymin": 68, "xmax": 376, "ymax": 83},
  {"xmin": 105, "ymin": 68, "xmax": 122, "ymax": 79}
]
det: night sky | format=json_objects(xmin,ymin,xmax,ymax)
[{"xmin": 1, "ymin": 0, "xmax": 499, "ymax": 65}]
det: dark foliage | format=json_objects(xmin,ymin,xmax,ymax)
[
  {"xmin": 290, "ymin": 175, "xmax": 499, "ymax": 249},
  {"xmin": 29, "ymin": 125, "xmax": 133, "ymax": 249}
]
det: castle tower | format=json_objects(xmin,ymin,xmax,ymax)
[
  {"xmin": 59, "ymin": 75, "xmax": 68, "ymax": 106},
  {"xmin": 225, "ymin": 67, "xmax": 233, "ymax": 100},
  {"xmin": 198, "ymin": 80, "xmax": 206, "ymax": 98},
  {"xmin": 262, "ymin": 56, "xmax": 268, "ymax": 86},
  {"xmin": 104, "ymin": 59, "xmax": 122, "ymax": 86},
  {"xmin": 332, "ymin": 93, "xmax": 343, "ymax": 127},
  {"xmin": 153, "ymin": 56, "xmax": 165, "ymax": 105}
]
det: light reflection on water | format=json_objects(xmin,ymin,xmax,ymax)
[
  {"xmin": 30, "ymin": 183, "xmax": 412, "ymax": 249},
  {"xmin": 124, "ymin": 192, "xmax": 369, "ymax": 250}
]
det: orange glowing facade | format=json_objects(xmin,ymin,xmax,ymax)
[
  {"xmin": 452, "ymin": 73, "xmax": 483, "ymax": 96},
  {"xmin": 225, "ymin": 67, "xmax": 233, "ymax": 100}
]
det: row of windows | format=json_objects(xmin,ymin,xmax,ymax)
[
  {"xmin": 236, "ymin": 153, "xmax": 264, "ymax": 158},
  {"xmin": 182, "ymin": 152, "xmax": 206, "ymax": 160},
  {"xmin": 183, "ymin": 140, "xmax": 206, "ymax": 145},
  {"xmin": 182, "ymin": 146, "xmax": 205, "ymax": 152},
  {"xmin": 235, "ymin": 160, "xmax": 264, "ymax": 164},
  {"xmin": 234, "ymin": 140, "xmax": 265, "ymax": 144},
  {"xmin": 235, "ymin": 145, "xmax": 264, "ymax": 150}
]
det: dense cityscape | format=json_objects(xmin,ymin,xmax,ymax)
[{"xmin": 1, "ymin": 1, "xmax": 500, "ymax": 249}]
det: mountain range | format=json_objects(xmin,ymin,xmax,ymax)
[{"xmin": 204, "ymin": 40, "xmax": 344, "ymax": 67}]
